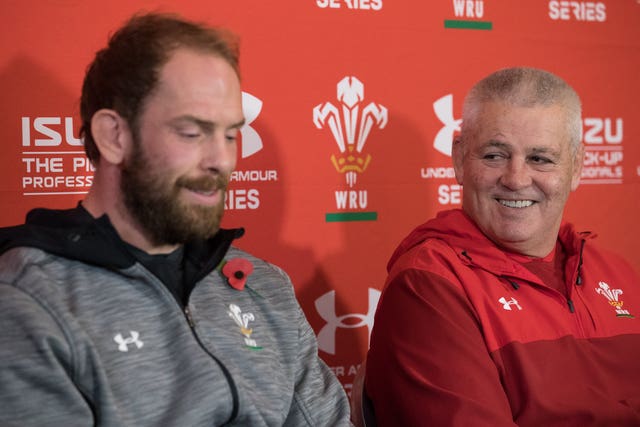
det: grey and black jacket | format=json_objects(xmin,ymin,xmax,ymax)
[{"xmin": 0, "ymin": 206, "xmax": 350, "ymax": 426}]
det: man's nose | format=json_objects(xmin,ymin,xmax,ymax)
[
  {"xmin": 500, "ymin": 159, "xmax": 532, "ymax": 190},
  {"xmin": 201, "ymin": 132, "xmax": 237, "ymax": 175}
]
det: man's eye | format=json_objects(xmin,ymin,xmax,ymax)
[
  {"xmin": 530, "ymin": 156, "xmax": 552, "ymax": 164},
  {"xmin": 178, "ymin": 130, "xmax": 201, "ymax": 139},
  {"xmin": 225, "ymin": 130, "xmax": 239, "ymax": 142},
  {"xmin": 483, "ymin": 153, "xmax": 505, "ymax": 160}
]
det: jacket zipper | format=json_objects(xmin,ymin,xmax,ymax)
[
  {"xmin": 136, "ymin": 266, "xmax": 240, "ymax": 423},
  {"xmin": 183, "ymin": 303, "xmax": 239, "ymax": 423},
  {"xmin": 567, "ymin": 299, "xmax": 575, "ymax": 313},
  {"xmin": 566, "ymin": 240, "xmax": 586, "ymax": 316},
  {"xmin": 567, "ymin": 239, "xmax": 594, "ymax": 335},
  {"xmin": 184, "ymin": 306, "xmax": 196, "ymax": 328}
]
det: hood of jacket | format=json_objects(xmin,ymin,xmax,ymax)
[
  {"xmin": 388, "ymin": 209, "xmax": 593, "ymax": 279},
  {"xmin": 0, "ymin": 205, "xmax": 243, "ymax": 282}
]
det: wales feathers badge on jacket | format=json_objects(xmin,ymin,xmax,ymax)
[
  {"xmin": 596, "ymin": 281, "xmax": 635, "ymax": 319},
  {"xmin": 228, "ymin": 303, "xmax": 263, "ymax": 350}
]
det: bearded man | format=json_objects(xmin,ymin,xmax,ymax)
[{"xmin": 0, "ymin": 13, "xmax": 350, "ymax": 427}]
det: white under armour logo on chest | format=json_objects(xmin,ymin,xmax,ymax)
[{"xmin": 114, "ymin": 331, "xmax": 144, "ymax": 352}]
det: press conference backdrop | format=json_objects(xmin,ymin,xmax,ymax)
[{"xmin": 2, "ymin": 1, "xmax": 639, "ymax": 394}]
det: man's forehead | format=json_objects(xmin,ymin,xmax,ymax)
[
  {"xmin": 157, "ymin": 48, "xmax": 240, "ymax": 89},
  {"xmin": 479, "ymin": 138, "xmax": 564, "ymax": 154},
  {"xmin": 146, "ymin": 50, "xmax": 242, "ymax": 109}
]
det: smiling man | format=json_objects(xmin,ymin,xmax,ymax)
[
  {"xmin": 0, "ymin": 13, "xmax": 350, "ymax": 426},
  {"xmin": 365, "ymin": 67, "xmax": 640, "ymax": 426}
]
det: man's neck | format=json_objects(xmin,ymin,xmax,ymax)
[{"xmin": 82, "ymin": 186, "xmax": 179, "ymax": 255}]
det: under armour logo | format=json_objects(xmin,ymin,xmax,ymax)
[
  {"xmin": 114, "ymin": 331, "xmax": 144, "ymax": 352},
  {"xmin": 433, "ymin": 94, "xmax": 462, "ymax": 156},
  {"xmin": 499, "ymin": 297, "xmax": 522, "ymax": 311},
  {"xmin": 315, "ymin": 288, "xmax": 381, "ymax": 355},
  {"xmin": 240, "ymin": 92, "xmax": 263, "ymax": 159}
]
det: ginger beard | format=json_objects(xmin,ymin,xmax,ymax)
[{"xmin": 120, "ymin": 139, "xmax": 228, "ymax": 246}]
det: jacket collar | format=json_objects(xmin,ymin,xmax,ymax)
[
  {"xmin": 388, "ymin": 209, "xmax": 593, "ymax": 279},
  {"xmin": 0, "ymin": 205, "xmax": 244, "ymax": 278}
]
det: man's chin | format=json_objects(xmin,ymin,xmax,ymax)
[{"xmin": 144, "ymin": 207, "xmax": 223, "ymax": 245}]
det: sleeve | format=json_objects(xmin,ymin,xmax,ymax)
[
  {"xmin": 365, "ymin": 267, "xmax": 517, "ymax": 427},
  {"xmin": 282, "ymin": 296, "xmax": 352, "ymax": 427},
  {"xmin": 0, "ymin": 284, "xmax": 94, "ymax": 426}
]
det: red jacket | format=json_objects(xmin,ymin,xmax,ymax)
[{"xmin": 366, "ymin": 209, "xmax": 640, "ymax": 426}]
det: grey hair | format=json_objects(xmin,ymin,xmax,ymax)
[{"xmin": 460, "ymin": 67, "xmax": 582, "ymax": 153}]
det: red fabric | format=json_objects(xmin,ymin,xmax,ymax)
[
  {"xmin": 516, "ymin": 241, "xmax": 567, "ymax": 296},
  {"xmin": 366, "ymin": 209, "xmax": 640, "ymax": 426}
]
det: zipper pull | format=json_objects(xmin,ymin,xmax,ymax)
[
  {"xmin": 184, "ymin": 306, "xmax": 196, "ymax": 328},
  {"xmin": 567, "ymin": 299, "xmax": 575, "ymax": 313}
]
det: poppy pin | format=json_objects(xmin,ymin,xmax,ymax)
[{"xmin": 221, "ymin": 258, "xmax": 254, "ymax": 291}]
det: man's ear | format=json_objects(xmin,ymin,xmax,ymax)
[
  {"xmin": 570, "ymin": 143, "xmax": 585, "ymax": 191},
  {"xmin": 452, "ymin": 136, "xmax": 465, "ymax": 185},
  {"xmin": 90, "ymin": 109, "xmax": 132, "ymax": 165}
]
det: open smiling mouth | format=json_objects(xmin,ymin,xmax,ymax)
[{"xmin": 498, "ymin": 199, "xmax": 535, "ymax": 208}]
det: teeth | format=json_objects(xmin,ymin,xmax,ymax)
[{"xmin": 499, "ymin": 199, "xmax": 533, "ymax": 208}]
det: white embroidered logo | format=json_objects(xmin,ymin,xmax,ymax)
[
  {"xmin": 228, "ymin": 304, "xmax": 262, "ymax": 349},
  {"xmin": 499, "ymin": 297, "xmax": 522, "ymax": 311},
  {"xmin": 114, "ymin": 331, "xmax": 144, "ymax": 352},
  {"xmin": 596, "ymin": 281, "xmax": 635, "ymax": 318}
]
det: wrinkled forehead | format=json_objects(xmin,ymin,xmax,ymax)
[
  {"xmin": 467, "ymin": 100, "xmax": 574, "ymax": 135},
  {"xmin": 463, "ymin": 101, "xmax": 577, "ymax": 153}
]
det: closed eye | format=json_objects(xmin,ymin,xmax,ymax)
[
  {"xmin": 225, "ymin": 129, "xmax": 239, "ymax": 143},
  {"xmin": 174, "ymin": 124, "xmax": 204, "ymax": 140},
  {"xmin": 179, "ymin": 131, "xmax": 202, "ymax": 139}
]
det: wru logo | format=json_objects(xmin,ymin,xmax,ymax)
[
  {"xmin": 596, "ymin": 281, "xmax": 634, "ymax": 318},
  {"xmin": 228, "ymin": 303, "xmax": 261, "ymax": 349},
  {"xmin": 313, "ymin": 76, "xmax": 387, "ymax": 188},
  {"xmin": 315, "ymin": 288, "xmax": 381, "ymax": 355}
]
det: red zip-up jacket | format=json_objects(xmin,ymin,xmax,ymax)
[{"xmin": 366, "ymin": 209, "xmax": 640, "ymax": 426}]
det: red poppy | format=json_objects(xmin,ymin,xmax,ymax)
[{"xmin": 222, "ymin": 258, "xmax": 254, "ymax": 291}]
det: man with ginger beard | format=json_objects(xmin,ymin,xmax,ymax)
[
  {"xmin": 0, "ymin": 13, "xmax": 350, "ymax": 426},
  {"xmin": 365, "ymin": 67, "xmax": 640, "ymax": 426}
]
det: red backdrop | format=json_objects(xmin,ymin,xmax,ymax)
[{"xmin": 2, "ymin": 0, "xmax": 639, "ymax": 395}]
